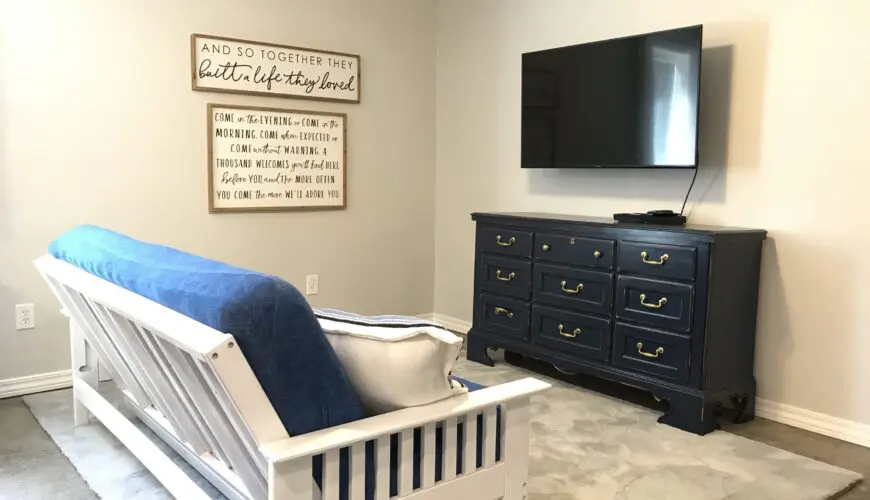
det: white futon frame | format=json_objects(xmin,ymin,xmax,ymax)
[{"xmin": 36, "ymin": 255, "xmax": 550, "ymax": 500}]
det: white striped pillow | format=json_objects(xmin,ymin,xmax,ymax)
[{"xmin": 315, "ymin": 309, "xmax": 468, "ymax": 415}]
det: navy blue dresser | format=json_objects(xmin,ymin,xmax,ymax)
[{"xmin": 466, "ymin": 212, "xmax": 767, "ymax": 435}]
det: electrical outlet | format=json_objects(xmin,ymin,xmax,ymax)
[
  {"xmin": 306, "ymin": 274, "xmax": 319, "ymax": 295},
  {"xmin": 15, "ymin": 303, "xmax": 35, "ymax": 330}
]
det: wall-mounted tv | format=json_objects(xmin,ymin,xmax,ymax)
[{"xmin": 521, "ymin": 25, "xmax": 703, "ymax": 169}]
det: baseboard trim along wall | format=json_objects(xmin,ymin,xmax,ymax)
[
  {"xmin": 418, "ymin": 313, "xmax": 471, "ymax": 335},
  {"xmin": 0, "ymin": 370, "xmax": 72, "ymax": 399},
  {"xmin": 755, "ymin": 398, "xmax": 870, "ymax": 449}
]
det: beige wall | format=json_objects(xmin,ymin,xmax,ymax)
[
  {"xmin": 435, "ymin": 0, "xmax": 870, "ymax": 424},
  {"xmin": 0, "ymin": 0, "xmax": 436, "ymax": 380}
]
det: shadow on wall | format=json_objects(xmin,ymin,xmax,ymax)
[
  {"xmin": 526, "ymin": 22, "xmax": 770, "ymax": 214},
  {"xmin": 755, "ymin": 234, "xmax": 855, "ymax": 417},
  {"xmin": 754, "ymin": 237, "xmax": 791, "ymax": 397}
]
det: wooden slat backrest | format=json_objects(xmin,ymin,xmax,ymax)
[{"xmin": 35, "ymin": 255, "xmax": 289, "ymax": 499}]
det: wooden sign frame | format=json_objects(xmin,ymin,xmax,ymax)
[
  {"xmin": 207, "ymin": 103, "xmax": 348, "ymax": 213},
  {"xmin": 191, "ymin": 34, "xmax": 361, "ymax": 103}
]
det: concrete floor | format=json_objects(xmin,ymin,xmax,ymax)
[
  {"xmin": 0, "ymin": 374, "xmax": 866, "ymax": 499},
  {"xmin": 0, "ymin": 398, "xmax": 96, "ymax": 499}
]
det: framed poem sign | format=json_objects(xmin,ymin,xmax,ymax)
[
  {"xmin": 207, "ymin": 103, "xmax": 347, "ymax": 213},
  {"xmin": 191, "ymin": 34, "xmax": 360, "ymax": 103}
]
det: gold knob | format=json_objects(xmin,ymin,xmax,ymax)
[
  {"xmin": 542, "ymin": 244, "xmax": 550, "ymax": 252},
  {"xmin": 593, "ymin": 250, "xmax": 602, "ymax": 258}
]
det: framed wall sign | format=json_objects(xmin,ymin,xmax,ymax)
[
  {"xmin": 207, "ymin": 103, "xmax": 347, "ymax": 213},
  {"xmin": 191, "ymin": 34, "xmax": 361, "ymax": 103}
]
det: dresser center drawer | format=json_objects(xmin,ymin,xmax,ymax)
[
  {"xmin": 533, "ymin": 263, "xmax": 612, "ymax": 315},
  {"xmin": 532, "ymin": 305, "xmax": 611, "ymax": 363},
  {"xmin": 535, "ymin": 233, "xmax": 614, "ymax": 270}
]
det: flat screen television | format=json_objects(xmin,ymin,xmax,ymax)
[{"xmin": 521, "ymin": 25, "xmax": 703, "ymax": 169}]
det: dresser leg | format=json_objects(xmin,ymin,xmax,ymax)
[
  {"xmin": 732, "ymin": 379, "xmax": 757, "ymax": 424},
  {"xmin": 466, "ymin": 333, "xmax": 494, "ymax": 367},
  {"xmin": 658, "ymin": 393, "xmax": 719, "ymax": 435}
]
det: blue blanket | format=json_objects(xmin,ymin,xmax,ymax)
[{"xmin": 49, "ymin": 225, "xmax": 366, "ymax": 436}]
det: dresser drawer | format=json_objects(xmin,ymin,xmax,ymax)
[
  {"xmin": 479, "ymin": 227, "xmax": 533, "ymax": 258},
  {"xmin": 533, "ymin": 263, "xmax": 612, "ymax": 315},
  {"xmin": 534, "ymin": 233, "xmax": 614, "ymax": 270},
  {"xmin": 532, "ymin": 305, "xmax": 610, "ymax": 362},
  {"xmin": 476, "ymin": 293, "xmax": 530, "ymax": 342},
  {"xmin": 615, "ymin": 276, "xmax": 694, "ymax": 332},
  {"xmin": 618, "ymin": 241, "xmax": 697, "ymax": 281},
  {"xmin": 612, "ymin": 323, "xmax": 690, "ymax": 383},
  {"xmin": 478, "ymin": 255, "xmax": 531, "ymax": 299}
]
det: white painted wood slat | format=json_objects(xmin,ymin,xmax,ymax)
[
  {"xmin": 399, "ymin": 429, "xmax": 414, "ymax": 496},
  {"xmin": 463, "ymin": 413, "xmax": 477, "ymax": 475},
  {"xmin": 483, "ymin": 406, "xmax": 497, "ymax": 468},
  {"xmin": 375, "ymin": 436, "xmax": 390, "ymax": 500},
  {"xmin": 443, "ymin": 416, "xmax": 458, "ymax": 482},
  {"xmin": 422, "ymin": 422, "xmax": 436, "ymax": 489},
  {"xmin": 350, "ymin": 442, "xmax": 366, "ymax": 500},
  {"xmin": 322, "ymin": 448, "xmax": 340, "ymax": 500}
]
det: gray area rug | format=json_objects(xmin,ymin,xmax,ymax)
[
  {"xmin": 0, "ymin": 398, "xmax": 96, "ymax": 500},
  {"xmin": 24, "ymin": 355, "xmax": 862, "ymax": 500},
  {"xmin": 23, "ymin": 386, "xmax": 224, "ymax": 500}
]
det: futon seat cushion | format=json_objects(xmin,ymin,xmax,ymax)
[{"xmin": 49, "ymin": 224, "xmax": 366, "ymax": 436}]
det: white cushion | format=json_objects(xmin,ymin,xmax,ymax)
[{"xmin": 315, "ymin": 309, "xmax": 468, "ymax": 415}]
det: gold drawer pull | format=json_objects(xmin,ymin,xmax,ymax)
[
  {"xmin": 639, "ymin": 293, "xmax": 667, "ymax": 309},
  {"xmin": 542, "ymin": 244, "xmax": 551, "ymax": 252},
  {"xmin": 640, "ymin": 251, "xmax": 669, "ymax": 265},
  {"xmin": 496, "ymin": 235, "xmax": 516, "ymax": 247},
  {"xmin": 494, "ymin": 307, "xmax": 514, "ymax": 318},
  {"xmin": 637, "ymin": 342, "xmax": 664, "ymax": 358},
  {"xmin": 559, "ymin": 324, "xmax": 581, "ymax": 338},
  {"xmin": 593, "ymin": 249, "xmax": 602, "ymax": 258},
  {"xmin": 560, "ymin": 280, "xmax": 584, "ymax": 294},
  {"xmin": 496, "ymin": 270, "xmax": 516, "ymax": 282}
]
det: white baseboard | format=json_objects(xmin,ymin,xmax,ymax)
[
  {"xmin": 756, "ymin": 398, "xmax": 870, "ymax": 448},
  {"xmin": 418, "ymin": 313, "xmax": 471, "ymax": 335},
  {"xmin": 0, "ymin": 370, "xmax": 72, "ymax": 399}
]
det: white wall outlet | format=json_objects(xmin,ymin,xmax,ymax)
[
  {"xmin": 306, "ymin": 274, "xmax": 319, "ymax": 295},
  {"xmin": 15, "ymin": 303, "xmax": 35, "ymax": 330}
]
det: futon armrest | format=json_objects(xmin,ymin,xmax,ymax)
[{"xmin": 260, "ymin": 377, "xmax": 550, "ymax": 464}]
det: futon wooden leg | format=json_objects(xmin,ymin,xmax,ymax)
[{"xmin": 69, "ymin": 317, "xmax": 97, "ymax": 426}]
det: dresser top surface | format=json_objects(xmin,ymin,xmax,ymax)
[{"xmin": 471, "ymin": 212, "xmax": 767, "ymax": 236}]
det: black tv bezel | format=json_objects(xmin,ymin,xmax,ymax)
[{"xmin": 520, "ymin": 24, "xmax": 704, "ymax": 170}]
